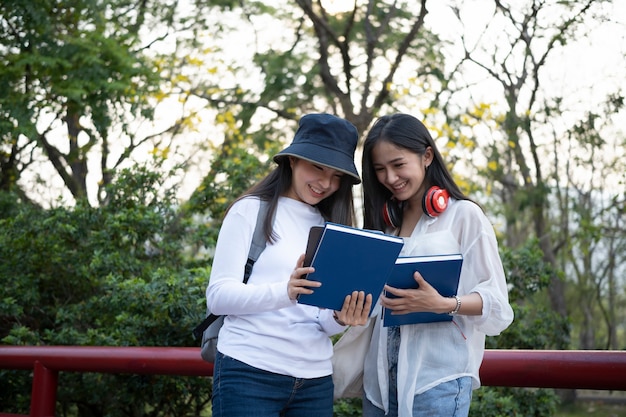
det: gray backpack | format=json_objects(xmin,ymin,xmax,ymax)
[{"xmin": 192, "ymin": 200, "xmax": 270, "ymax": 362}]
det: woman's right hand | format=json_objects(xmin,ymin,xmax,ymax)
[{"xmin": 288, "ymin": 253, "xmax": 321, "ymax": 300}]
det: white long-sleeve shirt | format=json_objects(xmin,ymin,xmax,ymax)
[
  {"xmin": 206, "ymin": 196, "xmax": 345, "ymax": 378},
  {"xmin": 363, "ymin": 198, "xmax": 514, "ymax": 417}
]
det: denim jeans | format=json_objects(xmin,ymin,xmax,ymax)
[
  {"xmin": 212, "ymin": 351, "xmax": 334, "ymax": 417},
  {"xmin": 362, "ymin": 326, "xmax": 473, "ymax": 417}
]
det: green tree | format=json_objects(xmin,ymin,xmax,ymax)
[
  {"xmin": 180, "ymin": 0, "xmax": 449, "ymax": 251},
  {"xmin": 180, "ymin": 0, "xmax": 446, "ymax": 142},
  {"xmin": 0, "ymin": 0, "xmax": 191, "ymax": 206},
  {"xmin": 560, "ymin": 107, "xmax": 626, "ymax": 350},
  {"xmin": 0, "ymin": 164, "xmax": 212, "ymax": 416},
  {"xmin": 435, "ymin": 0, "xmax": 625, "ymax": 351},
  {"xmin": 468, "ymin": 238, "xmax": 568, "ymax": 417}
]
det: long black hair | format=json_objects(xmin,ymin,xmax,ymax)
[
  {"xmin": 229, "ymin": 157, "xmax": 356, "ymax": 243},
  {"xmin": 362, "ymin": 113, "xmax": 471, "ymax": 231}
]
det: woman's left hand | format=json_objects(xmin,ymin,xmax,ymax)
[{"xmin": 334, "ymin": 290, "xmax": 373, "ymax": 326}]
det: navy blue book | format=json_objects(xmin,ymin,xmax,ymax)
[
  {"xmin": 383, "ymin": 254, "xmax": 463, "ymax": 327},
  {"xmin": 298, "ymin": 222, "xmax": 404, "ymax": 314}
]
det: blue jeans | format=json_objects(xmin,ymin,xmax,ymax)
[
  {"xmin": 363, "ymin": 377, "xmax": 473, "ymax": 417},
  {"xmin": 363, "ymin": 327, "xmax": 472, "ymax": 417},
  {"xmin": 212, "ymin": 351, "xmax": 334, "ymax": 417}
]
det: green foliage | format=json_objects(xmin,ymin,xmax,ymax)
[
  {"xmin": 0, "ymin": 191, "xmax": 21, "ymax": 220},
  {"xmin": 183, "ymin": 113, "xmax": 282, "ymax": 262},
  {"xmin": 472, "ymin": 238, "xmax": 566, "ymax": 416},
  {"xmin": 488, "ymin": 304, "xmax": 569, "ymax": 350},
  {"xmin": 471, "ymin": 387, "xmax": 558, "ymax": 417},
  {"xmin": 492, "ymin": 238, "xmax": 570, "ymax": 350},
  {"xmin": 0, "ymin": 165, "xmax": 211, "ymax": 416},
  {"xmin": 0, "ymin": 370, "xmax": 31, "ymax": 415},
  {"xmin": 49, "ymin": 268, "xmax": 209, "ymax": 347},
  {"xmin": 556, "ymin": 400, "xmax": 626, "ymax": 417},
  {"xmin": 0, "ymin": 0, "xmax": 168, "ymax": 201},
  {"xmin": 500, "ymin": 238, "xmax": 553, "ymax": 302},
  {"xmin": 55, "ymin": 374, "xmax": 209, "ymax": 417},
  {"xmin": 333, "ymin": 398, "xmax": 363, "ymax": 417}
]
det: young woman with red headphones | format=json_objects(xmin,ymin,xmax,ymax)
[{"xmin": 360, "ymin": 114, "xmax": 514, "ymax": 417}]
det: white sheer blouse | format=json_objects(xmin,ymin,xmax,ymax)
[{"xmin": 363, "ymin": 198, "xmax": 514, "ymax": 417}]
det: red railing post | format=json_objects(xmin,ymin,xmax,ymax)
[{"xmin": 30, "ymin": 361, "xmax": 57, "ymax": 417}]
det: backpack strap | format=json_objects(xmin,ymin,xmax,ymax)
[
  {"xmin": 243, "ymin": 199, "xmax": 269, "ymax": 283},
  {"xmin": 192, "ymin": 199, "xmax": 271, "ymax": 339}
]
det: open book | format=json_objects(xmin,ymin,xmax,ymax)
[
  {"xmin": 383, "ymin": 253, "xmax": 463, "ymax": 327},
  {"xmin": 297, "ymin": 223, "xmax": 404, "ymax": 314}
]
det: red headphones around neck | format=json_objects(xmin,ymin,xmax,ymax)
[{"xmin": 382, "ymin": 186, "xmax": 449, "ymax": 228}]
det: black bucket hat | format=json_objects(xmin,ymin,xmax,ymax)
[{"xmin": 273, "ymin": 113, "xmax": 361, "ymax": 184}]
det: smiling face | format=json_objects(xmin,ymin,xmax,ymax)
[
  {"xmin": 284, "ymin": 156, "xmax": 344, "ymax": 205},
  {"xmin": 370, "ymin": 140, "xmax": 433, "ymax": 205}
]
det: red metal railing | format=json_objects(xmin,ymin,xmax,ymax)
[{"xmin": 0, "ymin": 347, "xmax": 625, "ymax": 417}]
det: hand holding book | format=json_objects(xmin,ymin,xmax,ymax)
[
  {"xmin": 287, "ymin": 253, "xmax": 321, "ymax": 300},
  {"xmin": 297, "ymin": 223, "xmax": 404, "ymax": 314},
  {"xmin": 382, "ymin": 254, "xmax": 463, "ymax": 327},
  {"xmin": 334, "ymin": 290, "xmax": 373, "ymax": 326},
  {"xmin": 381, "ymin": 271, "xmax": 446, "ymax": 315},
  {"xmin": 289, "ymin": 247, "xmax": 373, "ymax": 326},
  {"xmin": 294, "ymin": 224, "xmax": 463, "ymax": 327}
]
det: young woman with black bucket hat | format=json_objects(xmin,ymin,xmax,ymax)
[{"xmin": 206, "ymin": 113, "xmax": 372, "ymax": 417}]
